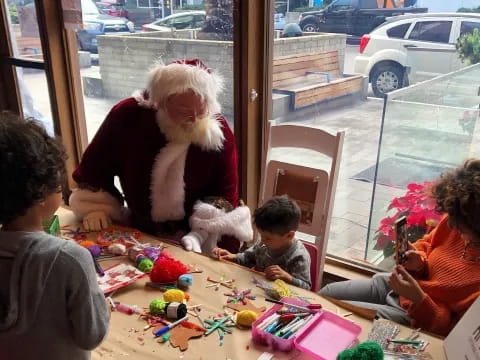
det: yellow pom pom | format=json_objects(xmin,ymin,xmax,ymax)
[
  {"xmin": 236, "ymin": 310, "xmax": 258, "ymax": 327},
  {"xmin": 163, "ymin": 289, "xmax": 185, "ymax": 303}
]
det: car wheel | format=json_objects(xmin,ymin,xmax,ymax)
[
  {"xmin": 302, "ymin": 22, "xmax": 319, "ymax": 32},
  {"xmin": 371, "ymin": 64, "xmax": 405, "ymax": 98}
]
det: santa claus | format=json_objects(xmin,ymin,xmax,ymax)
[{"xmin": 69, "ymin": 59, "xmax": 240, "ymax": 252}]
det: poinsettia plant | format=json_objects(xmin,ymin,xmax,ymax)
[{"xmin": 374, "ymin": 182, "xmax": 444, "ymax": 258}]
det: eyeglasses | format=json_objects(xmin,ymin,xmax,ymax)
[{"xmin": 461, "ymin": 242, "xmax": 480, "ymax": 263}]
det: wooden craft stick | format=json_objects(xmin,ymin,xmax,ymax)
[{"xmin": 322, "ymin": 295, "xmax": 377, "ymax": 320}]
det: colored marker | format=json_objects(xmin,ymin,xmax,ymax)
[
  {"xmin": 283, "ymin": 315, "xmax": 313, "ymax": 339},
  {"xmin": 154, "ymin": 315, "xmax": 188, "ymax": 337},
  {"xmin": 387, "ymin": 339, "xmax": 422, "ymax": 345},
  {"xmin": 257, "ymin": 313, "xmax": 280, "ymax": 330},
  {"xmin": 265, "ymin": 298, "xmax": 322, "ymax": 313}
]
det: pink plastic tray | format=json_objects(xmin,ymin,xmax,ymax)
[
  {"xmin": 294, "ymin": 311, "xmax": 361, "ymax": 360},
  {"xmin": 251, "ymin": 298, "xmax": 361, "ymax": 358}
]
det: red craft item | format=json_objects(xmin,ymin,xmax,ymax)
[{"xmin": 150, "ymin": 257, "xmax": 189, "ymax": 284}]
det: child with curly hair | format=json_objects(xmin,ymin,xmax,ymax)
[
  {"xmin": 0, "ymin": 112, "xmax": 109, "ymax": 359},
  {"xmin": 320, "ymin": 159, "xmax": 480, "ymax": 336},
  {"xmin": 213, "ymin": 196, "xmax": 311, "ymax": 289}
]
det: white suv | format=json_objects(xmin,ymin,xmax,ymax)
[{"xmin": 354, "ymin": 13, "xmax": 480, "ymax": 97}]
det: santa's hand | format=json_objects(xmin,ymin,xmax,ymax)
[
  {"xmin": 83, "ymin": 211, "xmax": 110, "ymax": 231},
  {"xmin": 265, "ymin": 265, "xmax": 292, "ymax": 283}
]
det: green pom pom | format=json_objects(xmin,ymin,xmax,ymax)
[
  {"xmin": 337, "ymin": 349, "xmax": 355, "ymax": 360},
  {"xmin": 337, "ymin": 342, "xmax": 383, "ymax": 360},
  {"xmin": 138, "ymin": 258, "xmax": 154, "ymax": 273},
  {"xmin": 149, "ymin": 299, "xmax": 166, "ymax": 316}
]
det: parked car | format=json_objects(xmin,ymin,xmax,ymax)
[
  {"xmin": 354, "ymin": 13, "xmax": 480, "ymax": 97},
  {"xmin": 96, "ymin": 1, "xmax": 129, "ymax": 18},
  {"xmin": 78, "ymin": 0, "xmax": 134, "ymax": 52},
  {"xmin": 142, "ymin": 11, "xmax": 206, "ymax": 32},
  {"xmin": 298, "ymin": 0, "xmax": 426, "ymax": 36},
  {"xmin": 274, "ymin": 13, "xmax": 286, "ymax": 30}
]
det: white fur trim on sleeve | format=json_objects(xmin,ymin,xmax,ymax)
[
  {"xmin": 150, "ymin": 142, "xmax": 189, "ymax": 222},
  {"xmin": 69, "ymin": 188, "xmax": 126, "ymax": 222}
]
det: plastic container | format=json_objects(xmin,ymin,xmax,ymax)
[{"xmin": 252, "ymin": 298, "xmax": 361, "ymax": 360}]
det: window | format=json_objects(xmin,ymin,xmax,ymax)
[
  {"xmin": 359, "ymin": 0, "xmax": 380, "ymax": 9},
  {"xmin": 387, "ymin": 23, "xmax": 411, "ymax": 39},
  {"xmin": 137, "ymin": 0, "xmax": 159, "ymax": 8},
  {"xmin": 408, "ymin": 21, "xmax": 452, "ymax": 43},
  {"xmin": 194, "ymin": 15, "xmax": 206, "ymax": 28},
  {"xmin": 170, "ymin": 15, "xmax": 194, "ymax": 29},
  {"xmin": 460, "ymin": 21, "xmax": 480, "ymax": 37}
]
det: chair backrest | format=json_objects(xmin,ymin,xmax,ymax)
[
  {"xmin": 260, "ymin": 121, "xmax": 345, "ymax": 291},
  {"xmin": 272, "ymin": 51, "xmax": 340, "ymax": 89},
  {"xmin": 302, "ymin": 240, "xmax": 319, "ymax": 292}
]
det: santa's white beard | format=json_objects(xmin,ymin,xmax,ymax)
[{"xmin": 156, "ymin": 109, "xmax": 211, "ymax": 145}]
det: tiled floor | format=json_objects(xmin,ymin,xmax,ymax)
[{"xmin": 271, "ymin": 98, "xmax": 403, "ymax": 266}]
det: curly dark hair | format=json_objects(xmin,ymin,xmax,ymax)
[
  {"xmin": 254, "ymin": 195, "xmax": 301, "ymax": 235},
  {"xmin": 0, "ymin": 112, "xmax": 67, "ymax": 224},
  {"xmin": 432, "ymin": 159, "xmax": 480, "ymax": 237}
]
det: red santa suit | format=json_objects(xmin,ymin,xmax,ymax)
[{"xmin": 70, "ymin": 60, "xmax": 240, "ymax": 252}]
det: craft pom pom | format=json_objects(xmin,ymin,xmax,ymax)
[
  {"xmin": 178, "ymin": 274, "xmax": 193, "ymax": 289},
  {"xmin": 236, "ymin": 310, "xmax": 258, "ymax": 327},
  {"xmin": 149, "ymin": 299, "xmax": 167, "ymax": 316},
  {"xmin": 108, "ymin": 243, "xmax": 126, "ymax": 255},
  {"xmin": 138, "ymin": 258, "xmax": 154, "ymax": 273},
  {"xmin": 163, "ymin": 289, "xmax": 185, "ymax": 303},
  {"xmin": 337, "ymin": 342, "xmax": 383, "ymax": 360},
  {"xmin": 150, "ymin": 257, "xmax": 189, "ymax": 284}
]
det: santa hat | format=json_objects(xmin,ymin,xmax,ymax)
[{"xmin": 133, "ymin": 59, "xmax": 224, "ymax": 115}]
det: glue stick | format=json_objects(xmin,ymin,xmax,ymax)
[{"xmin": 114, "ymin": 302, "xmax": 141, "ymax": 315}]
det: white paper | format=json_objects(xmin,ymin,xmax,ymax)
[{"xmin": 444, "ymin": 296, "xmax": 480, "ymax": 360}]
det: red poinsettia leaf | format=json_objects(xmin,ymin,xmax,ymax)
[
  {"xmin": 407, "ymin": 183, "xmax": 424, "ymax": 192},
  {"xmin": 374, "ymin": 234, "xmax": 392, "ymax": 250}
]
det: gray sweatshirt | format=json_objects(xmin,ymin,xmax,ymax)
[
  {"xmin": 236, "ymin": 239, "xmax": 312, "ymax": 289},
  {"xmin": 0, "ymin": 231, "xmax": 109, "ymax": 360}
]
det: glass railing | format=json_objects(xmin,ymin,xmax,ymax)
[{"xmin": 366, "ymin": 64, "xmax": 480, "ymax": 269}]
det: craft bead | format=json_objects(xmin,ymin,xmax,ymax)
[
  {"xmin": 149, "ymin": 299, "xmax": 167, "ymax": 316},
  {"xmin": 236, "ymin": 310, "xmax": 258, "ymax": 327},
  {"xmin": 163, "ymin": 289, "xmax": 185, "ymax": 303},
  {"xmin": 138, "ymin": 258, "xmax": 154, "ymax": 273}
]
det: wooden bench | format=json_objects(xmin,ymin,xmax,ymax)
[
  {"xmin": 273, "ymin": 51, "xmax": 366, "ymax": 111},
  {"xmin": 15, "ymin": 36, "xmax": 43, "ymax": 60}
]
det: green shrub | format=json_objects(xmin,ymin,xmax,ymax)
[
  {"xmin": 292, "ymin": 5, "xmax": 326, "ymax": 12},
  {"xmin": 456, "ymin": 28, "xmax": 480, "ymax": 64},
  {"xmin": 9, "ymin": 5, "xmax": 18, "ymax": 24},
  {"xmin": 458, "ymin": 6, "xmax": 480, "ymax": 13},
  {"xmin": 181, "ymin": 4, "xmax": 204, "ymax": 10}
]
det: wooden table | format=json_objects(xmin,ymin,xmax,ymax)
[{"xmin": 56, "ymin": 208, "xmax": 446, "ymax": 360}]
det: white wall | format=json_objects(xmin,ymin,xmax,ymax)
[{"xmin": 417, "ymin": 0, "xmax": 480, "ymax": 12}]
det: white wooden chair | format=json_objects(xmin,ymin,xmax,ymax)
[{"xmin": 260, "ymin": 121, "xmax": 345, "ymax": 291}]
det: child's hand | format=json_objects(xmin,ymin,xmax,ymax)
[
  {"xmin": 212, "ymin": 247, "xmax": 236, "ymax": 261},
  {"xmin": 402, "ymin": 251, "xmax": 426, "ymax": 273},
  {"xmin": 265, "ymin": 265, "xmax": 293, "ymax": 283}
]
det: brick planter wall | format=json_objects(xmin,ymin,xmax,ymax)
[{"xmin": 97, "ymin": 31, "xmax": 346, "ymax": 119}]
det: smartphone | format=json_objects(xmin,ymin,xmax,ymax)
[{"xmin": 395, "ymin": 216, "xmax": 408, "ymax": 265}]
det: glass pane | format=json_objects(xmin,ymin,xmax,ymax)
[
  {"xmin": 15, "ymin": 67, "xmax": 54, "ymax": 135},
  {"xmin": 271, "ymin": 0, "xmax": 480, "ymax": 268},
  {"xmin": 76, "ymin": 0, "xmax": 233, "ymax": 141},
  {"xmin": 6, "ymin": 2, "xmax": 44, "ymax": 61},
  {"xmin": 366, "ymin": 65, "xmax": 480, "ymax": 270}
]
